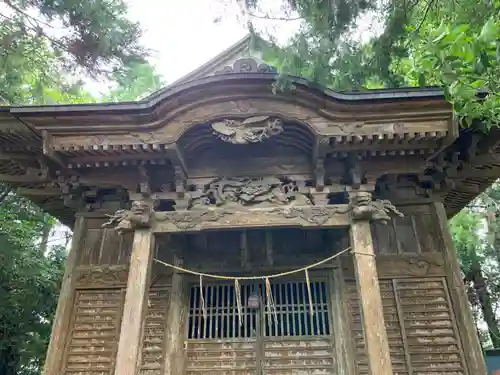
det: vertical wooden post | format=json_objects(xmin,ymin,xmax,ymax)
[
  {"xmin": 433, "ymin": 202, "xmax": 488, "ymax": 375},
  {"xmin": 350, "ymin": 220, "xmax": 393, "ymax": 375},
  {"xmin": 331, "ymin": 257, "xmax": 356, "ymax": 375},
  {"xmin": 43, "ymin": 216, "xmax": 85, "ymax": 375},
  {"xmin": 114, "ymin": 229, "xmax": 154, "ymax": 375},
  {"xmin": 163, "ymin": 255, "xmax": 188, "ymax": 375}
]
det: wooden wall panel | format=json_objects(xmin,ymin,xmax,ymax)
[
  {"xmin": 347, "ymin": 280, "xmax": 408, "ymax": 375},
  {"xmin": 394, "ymin": 278, "xmax": 466, "ymax": 375},
  {"xmin": 262, "ymin": 337, "xmax": 335, "ymax": 374},
  {"xmin": 78, "ymin": 225, "xmax": 133, "ymax": 267},
  {"xmin": 63, "ymin": 289, "xmax": 125, "ymax": 375},
  {"xmin": 185, "ymin": 340, "xmax": 257, "ymax": 375},
  {"xmin": 138, "ymin": 288, "xmax": 171, "ymax": 375},
  {"xmin": 347, "ymin": 277, "xmax": 467, "ymax": 375},
  {"xmin": 372, "ymin": 211, "xmax": 440, "ymax": 254}
]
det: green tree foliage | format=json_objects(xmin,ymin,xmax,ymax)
[
  {"xmin": 0, "ymin": 1, "xmax": 166, "ymax": 373},
  {"xmin": 241, "ymin": 0, "xmax": 500, "ymax": 127},
  {"xmin": 0, "ymin": 0, "xmax": 150, "ymax": 105},
  {"xmin": 106, "ymin": 61, "xmax": 165, "ymax": 102},
  {"xmin": 0, "ymin": 188, "xmax": 67, "ymax": 375}
]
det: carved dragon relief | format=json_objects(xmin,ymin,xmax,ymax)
[
  {"xmin": 188, "ymin": 177, "xmax": 312, "ymax": 209},
  {"xmin": 211, "ymin": 116, "xmax": 284, "ymax": 144},
  {"xmin": 102, "ymin": 180, "xmax": 404, "ymax": 233}
]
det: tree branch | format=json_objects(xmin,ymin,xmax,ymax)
[{"xmin": 247, "ymin": 11, "xmax": 303, "ymax": 21}]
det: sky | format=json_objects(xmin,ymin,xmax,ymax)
[
  {"xmin": 125, "ymin": 0, "xmax": 251, "ymax": 84},
  {"xmin": 123, "ymin": 0, "xmax": 382, "ymax": 85}
]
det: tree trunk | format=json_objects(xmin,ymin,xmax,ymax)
[
  {"xmin": 40, "ymin": 220, "xmax": 52, "ymax": 254},
  {"xmin": 471, "ymin": 267, "xmax": 500, "ymax": 347}
]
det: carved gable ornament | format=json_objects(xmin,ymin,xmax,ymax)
[
  {"xmin": 211, "ymin": 116, "xmax": 284, "ymax": 144},
  {"xmin": 214, "ymin": 57, "xmax": 277, "ymax": 75}
]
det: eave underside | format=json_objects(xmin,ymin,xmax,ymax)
[{"xmin": 0, "ymin": 76, "xmax": 498, "ymax": 227}]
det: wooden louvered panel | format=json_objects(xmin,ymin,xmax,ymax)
[
  {"xmin": 138, "ymin": 289, "xmax": 170, "ymax": 375},
  {"xmin": 394, "ymin": 278, "xmax": 466, "ymax": 375},
  {"xmin": 262, "ymin": 337, "xmax": 334, "ymax": 374},
  {"xmin": 185, "ymin": 340, "xmax": 257, "ymax": 375},
  {"xmin": 347, "ymin": 280, "xmax": 409, "ymax": 375},
  {"xmin": 64, "ymin": 289, "xmax": 124, "ymax": 375}
]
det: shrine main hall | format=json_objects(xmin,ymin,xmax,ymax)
[{"xmin": 0, "ymin": 35, "xmax": 497, "ymax": 375}]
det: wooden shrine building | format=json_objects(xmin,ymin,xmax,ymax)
[{"xmin": 1, "ymin": 36, "xmax": 498, "ymax": 375}]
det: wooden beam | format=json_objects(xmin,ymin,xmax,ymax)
[
  {"xmin": 152, "ymin": 205, "xmax": 351, "ymax": 233},
  {"xmin": 43, "ymin": 216, "xmax": 85, "ymax": 375},
  {"xmin": 113, "ymin": 229, "xmax": 154, "ymax": 375},
  {"xmin": 17, "ymin": 187, "xmax": 61, "ymax": 196},
  {"xmin": 350, "ymin": 220, "xmax": 393, "ymax": 375},
  {"xmin": 0, "ymin": 152, "xmax": 33, "ymax": 160},
  {"xmin": 433, "ymin": 202, "xmax": 488, "ymax": 375},
  {"xmin": 0, "ymin": 172, "xmax": 49, "ymax": 183},
  {"xmin": 163, "ymin": 255, "xmax": 188, "ymax": 375}
]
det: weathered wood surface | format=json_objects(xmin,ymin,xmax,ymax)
[
  {"xmin": 332, "ymin": 260, "xmax": 356, "ymax": 375},
  {"xmin": 434, "ymin": 202, "xmax": 488, "ymax": 375},
  {"xmin": 43, "ymin": 216, "xmax": 85, "ymax": 375},
  {"xmin": 113, "ymin": 229, "xmax": 154, "ymax": 375},
  {"xmin": 138, "ymin": 288, "xmax": 171, "ymax": 375},
  {"xmin": 341, "ymin": 253, "xmax": 446, "ymax": 279},
  {"xmin": 347, "ymin": 277, "xmax": 467, "ymax": 375},
  {"xmin": 163, "ymin": 257, "xmax": 188, "ymax": 375},
  {"xmin": 152, "ymin": 206, "xmax": 351, "ymax": 233},
  {"xmin": 350, "ymin": 221, "xmax": 393, "ymax": 375},
  {"xmin": 63, "ymin": 289, "xmax": 125, "ymax": 375}
]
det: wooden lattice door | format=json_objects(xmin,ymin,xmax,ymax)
[{"xmin": 185, "ymin": 279, "xmax": 335, "ymax": 375}]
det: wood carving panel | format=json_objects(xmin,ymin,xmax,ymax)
[
  {"xmin": 341, "ymin": 254, "xmax": 445, "ymax": 279},
  {"xmin": 63, "ymin": 289, "xmax": 124, "ymax": 375},
  {"xmin": 138, "ymin": 288, "xmax": 170, "ymax": 375},
  {"xmin": 347, "ymin": 280, "xmax": 408, "ymax": 375},
  {"xmin": 75, "ymin": 265, "xmax": 129, "ymax": 288}
]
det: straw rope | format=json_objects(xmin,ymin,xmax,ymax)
[
  {"xmin": 153, "ymin": 246, "xmax": 352, "ymax": 280},
  {"xmin": 155, "ymin": 246, "xmax": 353, "ymax": 327}
]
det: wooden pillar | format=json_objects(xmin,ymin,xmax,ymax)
[
  {"xmin": 348, "ymin": 188, "xmax": 393, "ymax": 375},
  {"xmin": 114, "ymin": 229, "xmax": 154, "ymax": 375},
  {"xmin": 43, "ymin": 216, "xmax": 85, "ymax": 375},
  {"xmin": 163, "ymin": 255, "xmax": 188, "ymax": 375},
  {"xmin": 433, "ymin": 201, "xmax": 488, "ymax": 375},
  {"xmin": 331, "ymin": 257, "xmax": 356, "ymax": 375}
]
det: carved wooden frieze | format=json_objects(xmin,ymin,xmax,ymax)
[
  {"xmin": 155, "ymin": 209, "xmax": 233, "ymax": 230},
  {"xmin": 152, "ymin": 205, "xmax": 351, "ymax": 232},
  {"xmin": 211, "ymin": 116, "xmax": 284, "ymax": 144},
  {"xmin": 189, "ymin": 176, "xmax": 312, "ymax": 209},
  {"xmin": 75, "ymin": 265, "xmax": 129, "ymax": 287},
  {"xmin": 271, "ymin": 206, "xmax": 350, "ymax": 225}
]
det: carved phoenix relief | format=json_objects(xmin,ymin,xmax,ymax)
[
  {"xmin": 188, "ymin": 177, "xmax": 312, "ymax": 209},
  {"xmin": 211, "ymin": 116, "xmax": 284, "ymax": 144}
]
